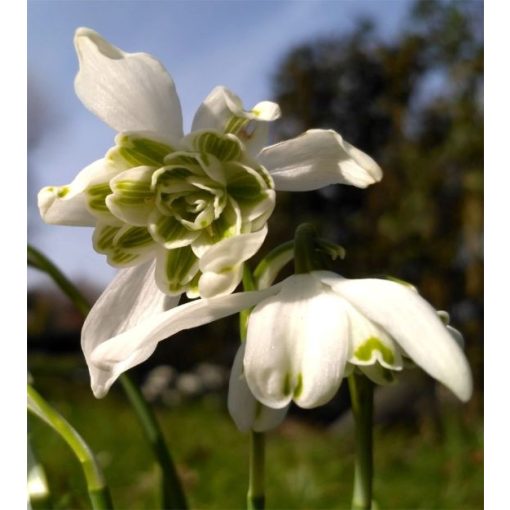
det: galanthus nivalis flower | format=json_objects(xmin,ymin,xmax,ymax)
[
  {"xmin": 86, "ymin": 271, "xmax": 472, "ymax": 413},
  {"xmin": 38, "ymin": 28, "xmax": 382, "ymax": 300}
]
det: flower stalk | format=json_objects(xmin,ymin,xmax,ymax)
[
  {"xmin": 348, "ymin": 373, "xmax": 374, "ymax": 510},
  {"xmin": 27, "ymin": 245, "xmax": 187, "ymax": 509},
  {"xmin": 294, "ymin": 223, "xmax": 319, "ymax": 274},
  {"xmin": 247, "ymin": 431, "xmax": 266, "ymax": 510}
]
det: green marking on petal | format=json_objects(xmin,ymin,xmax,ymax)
[
  {"xmin": 163, "ymin": 246, "xmax": 199, "ymax": 292},
  {"xmin": 108, "ymin": 135, "xmax": 173, "ymax": 168},
  {"xmin": 194, "ymin": 131, "xmax": 242, "ymax": 161},
  {"xmin": 95, "ymin": 225, "xmax": 119, "ymax": 252},
  {"xmin": 113, "ymin": 180, "xmax": 154, "ymax": 205},
  {"xmin": 87, "ymin": 183, "xmax": 112, "ymax": 212},
  {"xmin": 354, "ymin": 337, "xmax": 395, "ymax": 365},
  {"xmin": 293, "ymin": 373, "xmax": 303, "ymax": 398},
  {"xmin": 282, "ymin": 373, "xmax": 291, "ymax": 396},
  {"xmin": 114, "ymin": 226, "xmax": 154, "ymax": 250},
  {"xmin": 109, "ymin": 251, "xmax": 139, "ymax": 266},
  {"xmin": 57, "ymin": 186, "xmax": 70, "ymax": 198},
  {"xmin": 225, "ymin": 116, "xmax": 249, "ymax": 135}
]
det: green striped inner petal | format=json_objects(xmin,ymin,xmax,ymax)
[
  {"xmin": 224, "ymin": 115, "xmax": 249, "ymax": 135},
  {"xmin": 107, "ymin": 134, "xmax": 174, "ymax": 168},
  {"xmin": 112, "ymin": 179, "xmax": 154, "ymax": 206},
  {"xmin": 158, "ymin": 246, "xmax": 199, "ymax": 295},
  {"xmin": 93, "ymin": 223, "xmax": 155, "ymax": 267},
  {"xmin": 149, "ymin": 213, "xmax": 200, "ymax": 249},
  {"xmin": 225, "ymin": 162, "xmax": 267, "ymax": 200},
  {"xmin": 94, "ymin": 224, "xmax": 120, "ymax": 253},
  {"xmin": 114, "ymin": 226, "xmax": 154, "ymax": 250},
  {"xmin": 87, "ymin": 183, "xmax": 112, "ymax": 213},
  {"xmin": 193, "ymin": 131, "xmax": 242, "ymax": 162}
]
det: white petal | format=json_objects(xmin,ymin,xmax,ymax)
[
  {"xmin": 38, "ymin": 159, "xmax": 114, "ymax": 226},
  {"xmin": 89, "ymin": 285, "xmax": 282, "ymax": 384},
  {"xmin": 199, "ymin": 226, "xmax": 268, "ymax": 274},
  {"xmin": 74, "ymin": 28, "xmax": 183, "ymax": 144},
  {"xmin": 323, "ymin": 274, "xmax": 473, "ymax": 401},
  {"xmin": 228, "ymin": 344, "xmax": 288, "ymax": 432},
  {"xmin": 82, "ymin": 261, "xmax": 178, "ymax": 398},
  {"xmin": 197, "ymin": 227, "xmax": 268, "ymax": 297},
  {"xmin": 259, "ymin": 129, "xmax": 382, "ymax": 191},
  {"xmin": 198, "ymin": 264, "xmax": 243, "ymax": 298},
  {"xmin": 191, "ymin": 86, "xmax": 280, "ymax": 155},
  {"xmin": 244, "ymin": 274, "xmax": 349, "ymax": 409}
]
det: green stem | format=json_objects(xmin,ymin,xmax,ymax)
[
  {"xmin": 28, "ymin": 244, "xmax": 187, "ymax": 509},
  {"xmin": 119, "ymin": 376, "xmax": 187, "ymax": 509},
  {"xmin": 348, "ymin": 373, "xmax": 374, "ymax": 510},
  {"xmin": 28, "ymin": 245, "xmax": 90, "ymax": 317},
  {"xmin": 293, "ymin": 223, "xmax": 319, "ymax": 274},
  {"xmin": 247, "ymin": 431, "xmax": 265, "ymax": 510},
  {"xmin": 28, "ymin": 384, "xmax": 113, "ymax": 509},
  {"xmin": 239, "ymin": 265, "xmax": 256, "ymax": 342}
]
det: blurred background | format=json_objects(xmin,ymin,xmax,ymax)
[{"xmin": 28, "ymin": 1, "xmax": 483, "ymax": 508}]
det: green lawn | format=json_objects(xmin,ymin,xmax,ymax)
[{"xmin": 28, "ymin": 355, "xmax": 483, "ymax": 510}]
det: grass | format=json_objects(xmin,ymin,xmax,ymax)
[{"xmin": 28, "ymin": 354, "xmax": 483, "ymax": 510}]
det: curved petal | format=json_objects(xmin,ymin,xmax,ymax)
[
  {"xmin": 89, "ymin": 285, "xmax": 283, "ymax": 391},
  {"xmin": 199, "ymin": 225, "xmax": 268, "ymax": 274},
  {"xmin": 74, "ymin": 28, "xmax": 183, "ymax": 144},
  {"xmin": 198, "ymin": 264, "xmax": 243, "ymax": 298},
  {"xmin": 228, "ymin": 344, "xmax": 288, "ymax": 432},
  {"xmin": 81, "ymin": 261, "xmax": 179, "ymax": 398},
  {"xmin": 322, "ymin": 274, "xmax": 473, "ymax": 402},
  {"xmin": 191, "ymin": 86, "xmax": 280, "ymax": 156},
  {"xmin": 259, "ymin": 129, "xmax": 382, "ymax": 191},
  {"xmin": 197, "ymin": 227, "xmax": 267, "ymax": 298},
  {"xmin": 244, "ymin": 274, "xmax": 349, "ymax": 409},
  {"xmin": 38, "ymin": 159, "xmax": 115, "ymax": 226}
]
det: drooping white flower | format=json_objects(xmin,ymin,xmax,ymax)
[
  {"xmin": 86, "ymin": 271, "xmax": 472, "ymax": 412},
  {"xmin": 38, "ymin": 28, "xmax": 382, "ymax": 300}
]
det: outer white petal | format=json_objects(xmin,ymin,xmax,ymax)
[
  {"xmin": 89, "ymin": 284, "xmax": 283, "ymax": 387},
  {"xmin": 191, "ymin": 86, "xmax": 280, "ymax": 155},
  {"xmin": 82, "ymin": 261, "xmax": 178, "ymax": 398},
  {"xmin": 38, "ymin": 159, "xmax": 115, "ymax": 226},
  {"xmin": 244, "ymin": 274, "xmax": 349, "ymax": 409},
  {"xmin": 74, "ymin": 28, "xmax": 183, "ymax": 144},
  {"xmin": 259, "ymin": 129, "xmax": 382, "ymax": 191},
  {"xmin": 228, "ymin": 344, "xmax": 288, "ymax": 432},
  {"xmin": 321, "ymin": 273, "xmax": 473, "ymax": 402}
]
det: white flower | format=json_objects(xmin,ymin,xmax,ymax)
[
  {"xmin": 38, "ymin": 28, "xmax": 382, "ymax": 300},
  {"xmin": 86, "ymin": 271, "xmax": 472, "ymax": 415}
]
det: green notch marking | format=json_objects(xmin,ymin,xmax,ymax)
[
  {"xmin": 282, "ymin": 373, "xmax": 291, "ymax": 396},
  {"xmin": 354, "ymin": 337, "xmax": 395, "ymax": 365},
  {"xmin": 293, "ymin": 373, "xmax": 303, "ymax": 398},
  {"xmin": 57, "ymin": 186, "xmax": 69, "ymax": 198}
]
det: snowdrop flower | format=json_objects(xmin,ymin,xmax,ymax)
[
  {"xmin": 87, "ymin": 271, "xmax": 472, "ymax": 410},
  {"xmin": 38, "ymin": 28, "xmax": 382, "ymax": 299}
]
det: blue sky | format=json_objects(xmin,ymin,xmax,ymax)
[{"xmin": 28, "ymin": 0, "xmax": 411, "ymax": 289}]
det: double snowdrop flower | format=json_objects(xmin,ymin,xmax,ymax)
[{"xmin": 38, "ymin": 28, "xmax": 381, "ymax": 299}]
